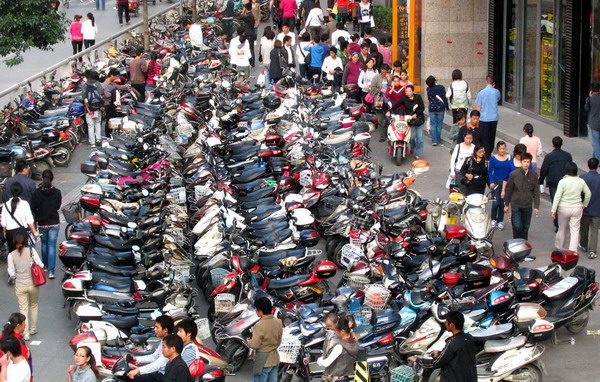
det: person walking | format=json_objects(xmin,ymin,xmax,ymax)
[
  {"xmin": 488, "ymin": 141, "xmax": 511, "ymax": 230},
  {"xmin": 246, "ymin": 297, "xmax": 283, "ymax": 382},
  {"xmin": 476, "ymin": 76, "xmax": 501, "ymax": 158},
  {"xmin": 331, "ymin": 22, "xmax": 351, "ymax": 48},
  {"xmin": 539, "ymin": 136, "xmax": 573, "ymax": 232},
  {"xmin": 519, "ymin": 123, "xmax": 543, "ymax": 170},
  {"xmin": 305, "ymin": 3, "xmax": 324, "ymax": 40},
  {"xmin": 83, "ymin": 70, "xmax": 105, "ymax": 147},
  {"xmin": 81, "ymin": 13, "xmax": 98, "ymax": 48},
  {"xmin": 356, "ymin": 0, "xmax": 372, "ymax": 37},
  {"xmin": 585, "ymin": 82, "xmax": 600, "ymax": 161},
  {"xmin": 129, "ymin": 48, "xmax": 148, "ymax": 97},
  {"xmin": 0, "ymin": 313, "xmax": 31, "ymax": 375},
  {"xmin": 551, "ymin": 162, "xmax": 591, "ymax": 252},
  {"xmin": 260, "ymin": 29, "xmax": 276, "ymax": 89},
  {"xmin": 296, "ymin": 32, "xmax": 312, "ymax": 78},
  {"xmin": 425, "ymin": 75, "xmax": 449, "ymax": 146},
  {"xmin": 69, "ymin": 15, "xmax": 84, "ymax": 58},
  {"xmin": 126, "ymin": 315, "xmax": 174, "ymax": 380},
  {"xmin": 395, "ymin": 85, "xmax": 426, "ymax": 160},
  {"xmin": 276, "ymin": 23, "xmax": 296, "ymax": 46},
  {"xmin": 2, "ymin": 184, "xmax": 40, "ymax": 252},
  {"xmin": 102, "ymin": 68, "xmax": 131, "ymax": 137},
  {"xmin": 580, "ymin": 158, "xmax": 600, "ymax": 259},
  {"xmin": 321, "ymin": 46, "xmax": 343, "ymax": 88},
  {"xmin": 2, "ymin": 160, "xmax": 37, "ymax": 203},
  {"xmin": 240, "ymin": 3, "xmax": 257, "ymax": 67},
  {"xmin": 223, "ymin": 0, "xmax": 235, "ymax": 42},
  {"xmin": 504, "ymin": 153, "xmax": 540, "ymax": 240},
  {"xmin": 446, "ymin": 132, "xmax": 475, "ymax": 191},
  {"xmin": 0, "ymin": 337, "xmax": 31, "ymax": 382},
  {"xmin": 416, "ymin": 311, "xmax": 477, "ymax": 382},
  {"xmin": 145, "ymin": 52, "xmax": 161, "ymax": 99},
  {"xmin": 280, "ymin": 0, "xmax": 297, "ymax": 29},
  {"xmin": 31, "ymin": 170, "xmax": 62, "ymax": 280},
  {"xmin": 456, "ymin": 110, "xmax": 483, "ymax": 147},
  {"xmin": 95, "ymin": 0, "xmax": 105, "ymax": 11},
  {"xmin": 6, "ymin": 231, "xmax": 43, "ymax": 341},
  {"xmin": 460, "ymin": 145, "xmax": 488, "ymax": 196},
  {"xmin": 116, "ymin": 0, "xmax": 130, "ymax": 26},
  {"xmin": 282, "ymin": 35, "xmax": 296, "ymax": 69},
  {"xmin": 446, "ymin": 69, "xmax": 471, "ymax": 124},
  {"xmin": 66, "ymin": 346, "xmax": 99, "ymax": 382},
  {"xmin": 317, "ymin": 316, "xmax": 359, "ymax": 382}
]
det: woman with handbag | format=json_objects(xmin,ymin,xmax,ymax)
[
  {"xmin": 446, "ymin": 131, "xmax": 475, "ymax": 192},
  {"xmin": 6, "ymin": 231, "xmax": 44, "ymax": 341},
  {"xmin": 460, "ymin": 145, "xmax": 489, "ymax": 196},
  {"xmin": 1, "ymin": 183, "xmax": 40, "ymax": 252}
]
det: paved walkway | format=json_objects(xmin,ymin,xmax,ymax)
[
  {"xmin": 0, "ymin": 0, "xmax": 173, "ymax": 91},
  {"xmin": 440, "ymin": 105, "xmax": 594, "ymax": 172}
]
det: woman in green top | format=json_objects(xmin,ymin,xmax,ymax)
[{"xmin": 551, "ymin": 162, "xmax": 592, "ymax": 251}]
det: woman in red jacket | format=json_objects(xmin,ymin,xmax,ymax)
[
  {"xmin": 0, "ymin": 313, "xmax": 32, "ymax": 378},
  {"xmin": 386, "ymin": 71, "xmax": 412, "ymax": 114},
  {"xmin": 69, "ymin": 15, "xmax": 83, "ymax": 57}
]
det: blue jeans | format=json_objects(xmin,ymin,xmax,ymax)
[
  {"xmin": 429, "ymin": 111, "xmax": 444, "ymax": 144},
  {"xmin": 253, "ymin": 367, "xmax": 278, "ymax": 382},
  {"xmin": 263, "ymin": 65, "xmax": 271, "ymax": 90},
  {"xmin": 95, "ymin": 0, "xmax": 105, "ymax": 10},
  {"xmin": 511, "ymin": 206, "xmax": 532, "ymax": 240},
  {"xmin": 590, "ymin": 127, "xmax": 600, "ymax": 161},
  {"xmin": 410, "ymin": 123, "xmax": 425, "ymax": 157},
  {"xmin": 491, "ymin": 185, "xmax": 504, "ymax": 222},
  {"xmin": 39, "ymin": 226, "xmax": 60, "ymax": 273}
]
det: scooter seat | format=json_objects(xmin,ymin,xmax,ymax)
[
  {"xmin": 469, "ymin": 323, "xmax": 514, "ymax": 342},
  {"xmin": 89, "ymin": 262, "xmax": 137, "ymax": 277},
  {"xmin": 94, "ymin": 235, "xmax": 134, "ymax": 251},
  {"xmin": 238, "ymin": 186, "xmax": 276, "ymax": 202},
  {"xmin": 407, "ymin": 291, "xmax": 430, "ymax": 308},
  {"xmin": 94, "ymin": 282, "xmax": 134, "ymax": 293},
  {"xmin": 103, "ymin": 304, "xmax": 139, "ymax": 316},
  {"xmin": 128, "ymin": 114, "xmax": 154, "ymax": 126},
  {"xmin": 402, "ymin": 254, "xmax": 429, "ymax": 269},
  {"xmin": 383, "ymin": 205, "xmax": 408, "ymax": 217},
  {"xmin": 109, "ymin": 165, "xmax": 142, "ymax": 177},
  {"xmin": 542, "ymin": 276, "xmax": 580, "ymax": 302},
  {"xmin": 240, "ymin": 93, "xmax": 261, "ymax": 103},
  {"xmin": 484, "ymin": 335, "xmax": 527, "ymax": 353},
  {"xmin": 258, "ymin": 247, "xmax": 304, "ymax": 258},
  {"xmin": 129, "ymin": 333, "xmax": 152, "ymax": 345},
  {"xmin": 102, "ymin": 347, "xmax": 154, "ymax": 357},
  {"xmin": 267, "ymin": 274, "xmax": 311, "ymax": 289},
  {"xmin": 299, "ymin": 320, "xmax": 324, "ymax": 335},
  {"xmin": 232, "ymin": 178, "xmax": 274, "ymax": 194},
  {"xmin": 101, "ymin": 314, "xmax": 140, "ymax": 330}
]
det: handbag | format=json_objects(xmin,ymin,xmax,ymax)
[
  {"xmin": 365, "ymin": 92, "xmax": 374, "ymax": 103},
  {"xmin": 30, "ymin": 248, "xmax": 46, "ymax": 287},
  {"xmin": 408, "ymin": 114, "xmax": 425, "ymax": 126}
]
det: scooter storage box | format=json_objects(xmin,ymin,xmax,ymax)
[
  {"xmin": 551, "ymin": 250, "xmax": 579, "ymax": 271},
  {"xmin": 81, "ymin": 161, "xmax": 97, "ymax": 174},
  {"xmin": 487, "ymin": 290, "xmax": 514, "ymax": 314},
  {"xmin": 315, "ymin": 260, "xmax": 337, "ymax": 279},
  {"xmin": 465, "ymin": 264, "xmax": 492, "ymax": 289},
  {"xmin": 59, "ymin": 246, "xmax": 86, "ymax": 268},
  {"xmin": 442, "ymin": 272, "xmax": 461, "ymax": 286},
  {"xmin": 62, "ymin": 278, "xmax": 85, "ymax": 298},
  {"xmin": 80, "ymin": 194, "xmax": 101, "ymax": 213},
  {"xmin": 504, "ymin": 239, "xmax": 532, "ymax": 261}
]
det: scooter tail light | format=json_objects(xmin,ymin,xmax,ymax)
[
  {"xmin": 210, "ymin": 280, "xmax": 236, "ymax": 297},
  {"xmin": 493, "ymin": 295, "xmax": 510, "ymax": 305},
  {"xmin": 591, "ymin": 282, "xmax": 599, "ymax": 292},
  {"xmin": 531, "ymin": 323, "xmax": 554, "ymax": 333},
  {"xmin": 307, "ymin": 231, "xmax": 319, "ymax": 238},
  {"xmin": 377, "ymin": 333, "xmax": 394, "ymax": 345},
  {"xmin": 526, "ymin": 281, "xmax": 539, "ymax": 288}
]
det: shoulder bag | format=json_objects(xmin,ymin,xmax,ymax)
[
  {"xmin": 30, "ymin": 247, "xmax": 46, "ymax": 287},
  {"xmin": 6, "ymin": 202, "xmax": 34, "ymax": 246}
]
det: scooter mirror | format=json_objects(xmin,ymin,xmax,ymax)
[
  {"xmin": 523, "ymin": 256, "xmax": 536, "ymax": 262},
  {"xmin": 131, "ymin": 245, "xmax": 140, "ymax": 251},
  {"xmin": 142, "ymin": 189, "xmax": 149, "ymax": 197},
  {"xmin": 138, "ymin": 137, "xmax": 144, "ymax": 143}
]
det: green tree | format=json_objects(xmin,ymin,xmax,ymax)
[{"xmin": 0, "ymin": 0, "xmax": 69, "ymax": 67}]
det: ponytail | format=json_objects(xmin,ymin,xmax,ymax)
[
  {"xmin": 41, "ymin": 169, "xmax": 54, "ymax": 189},
  {"xmin": 523, "ymin": 123, "xmax": 534, "ymax": 138},
  {"xmin": 10, "ymin": 182, "xmax": 22, "ymax": 214},
  {"xmin": 77, "ymin": 346, "xmax": 100, "ymax": 377},
  {"xmin": 3, "ymin": 313, "xmax": 26, "ymax": 337},
  {"xmin": 87, "ymin": 12, "xmax": 95, "ymax": 27}
]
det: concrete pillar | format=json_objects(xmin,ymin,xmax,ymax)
[{"xmin": 420, "ymin": 0, "xmax": 488, "ymax": 91}]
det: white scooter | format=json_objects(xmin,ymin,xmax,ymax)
[{"xmin": 461, "ymin": 187, "xmax": 496, "ymax": 258}]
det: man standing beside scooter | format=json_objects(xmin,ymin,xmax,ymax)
[
  {"xmin": 246, "ymin": 297, "xmax": 282, "ymax": 382},
  {"xmin": 126, "ymin": 315, "xmax": 174, "ymax": 381},
  {"xmin": 504, "ymin": 153, "xmax": 540, "ymax": 240},
  {"xmin": 409, "ymin": 311, "xmax": 477, "ymax": 381}
]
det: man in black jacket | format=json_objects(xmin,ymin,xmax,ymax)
[
  {"xmin": 539, "ymin": 136, "xmax": 573, "ymax": 231},
  {"xmin": 162, "ymin": 334, "xmax": 191, "ymax": 382},
  {"xmin": 395, "ymin": 85, "xmax": 426, "ymax": 159},
  {"xmin": 240, "ymin": 3, "xmax": 257, "ymax": 67},
  {"xmin": 415, "ymin": 311, "xmax": 477, "ymax": 382},
  {"xmin": 504, "ymin": 153, "xmax": 540, "ymax": 240},
  {"xmin": 223, "ymin": 0, "xmax": 235, "ymax": 42}
]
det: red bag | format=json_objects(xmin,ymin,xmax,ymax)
[
  {"xmin": 30, "ymin": 248, "xmax": 46, "ymax": 287},
  {"xmin": 189, "ymin": 358, "xmax": 206, "ymax": 378},
  {"xmin": 364, "ymin": 92, "xmax": 374, "ymax": 103}
]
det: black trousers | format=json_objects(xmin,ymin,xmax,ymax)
[
  {"xmin": 118, "ymin": 3, "xmax": 130, "ymax": 24},
  {"xmin": 480, "ymin": 120, "xmax": 498, "ymax": 159},
  {"xmin": 71, "ymin": 41, "xmax": 83, "ymax": 55},
  {"xmin": 131, "ymin": 372, "xmax": 163, "ymax": 382},
  {"xmin": 132, "ymin": 83, "xmax": 146, "ymax": 99},
  {"xmin": 549, "ymin": 185, "xmax": 558, "ymax": 229},
  {"xmin": 104, "ymin": 103, "xmax": 117, "ymax": 137},
  {"xmin": 84, "ymin": 39, "xmax": 95, "ymax": 48}
]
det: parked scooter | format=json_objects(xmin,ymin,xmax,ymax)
[
  {"xmin": 461, "ymin": 187, "xmax": 496, "ymax": 258},
  {"xmin": 386, "ymin": 114, "xmax": 411, "ymax": 166}
]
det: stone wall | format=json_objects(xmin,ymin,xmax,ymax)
[{"xmin": 420, "ymin": 0, "xmax": 488, "ymax": 92}]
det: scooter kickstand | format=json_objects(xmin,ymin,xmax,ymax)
[{"xmin": 551, "ymin": 332, "xmax": 576, "ymax": 345}]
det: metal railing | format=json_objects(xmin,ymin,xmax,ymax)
[{"xmin": 0, "ymin": 2, "xmax": 181, "ymax": 106}]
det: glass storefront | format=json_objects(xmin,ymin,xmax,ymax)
[{"xmin": 501, "ymin": 0, "xmax": 565, "ymax": 124}]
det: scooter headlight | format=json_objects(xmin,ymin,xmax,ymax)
[
  {"xmin": 394, "ymin": 122, "xmax": 408, "ymax": 133},
  {"xmin": 469, "ymin": 208, "xmax": 486, "ymax": 224}
]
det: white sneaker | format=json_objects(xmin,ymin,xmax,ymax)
[
  {"xmin": 491, "ymin": 220, "xmax": 497, "ymax": 229},
  {"xmin": 497, "ymin": 222, "xmax": 504, "ymax": 231}
]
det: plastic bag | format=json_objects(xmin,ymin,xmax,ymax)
[{"xmin": 256, "ymin": 70, "xmax": 266, "ymax": 87}]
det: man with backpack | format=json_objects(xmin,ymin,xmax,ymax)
[{"xmin": 83, "ymin": 70, "xmax": 105, "ymax": 148}]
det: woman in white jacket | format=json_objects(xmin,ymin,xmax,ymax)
[
  {"xmin": 357, "ymin": 58, "xmax": 378, "ymax": 104},
  {"xmin": 446, "ymin": 131, "xmax": 475, "ymax": 191},
  {"xmin": 81, "ymin": 13, "xmax": 98, "ymax": 48},
  {"xmin": 446, "ymin": 68, "xmax": 471, "ymax": 123},
  {"xmin": 229, "ymin": 33, "xmax": 251, "ymax": 79}
]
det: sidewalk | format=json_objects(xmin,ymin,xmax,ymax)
[{"xmin": 440, "ymin": 106, "xmax": 594, "ymax": 172}]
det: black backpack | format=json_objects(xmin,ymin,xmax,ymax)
[{"xmin": 85, "ymin": 81, "xmax": 103, "ymax": 111}]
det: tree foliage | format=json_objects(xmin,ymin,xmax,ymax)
[{"xmin": 0, "ymin": 0, "xmax": 69, "ymax": 66}]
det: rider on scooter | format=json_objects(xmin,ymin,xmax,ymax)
[{"xmin": 126, "ymin": 315, "xmax": 174, "ymax": 380}]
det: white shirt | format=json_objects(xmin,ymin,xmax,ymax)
[
  {"xmin": 1, "ymin": 198, "xmax": 34, "ymax": 230},
  {"xmin": 229, "ymin": 37, "xmax": 251, "ymax": 67},
  {"xmin": 449, "ymin": 142, "xmax": 475, "ymax": 176},
  {"xmin": 306, "ymin": 8, "xmax": 324, "ymax": 27},
  {"xmin": 6, "ymin": 358, "xmax": 31, "ymax": 382},
  {"xmin": 260, "ymin": 37, "xmax": 275, "ymax": 65},
  {"xmin": 136, "ymin": 343, "xmax": 168, "ymax": 375},
  {"xmin": 81, "ymin": 19, "xmax": 97, "ymax": 40},
  {"xmin": 277, "ymin": 31, "xmax": 296, "ymax": 46},
  {"xmin": 321, "ymin": 56, "xmax": 343, "ymax": 80},
  {"xmin": 284, "ymin": 45, "xmax": 294, "ymax": 66},
  {"xmin": 331, "ymin": 29, "xmax": 351, "ymax": 48},
  {"xmin": 357, "ymin": 69, "xmax": 378, "ymax": 92},
  {"xmin": 296, "ymin": 40, "xmax": 311, "ymax": 62},
  {"xmin": 317, "ymin": 344, "xmax": 343, "ymax": 367},
  {"xmin": 189, "ymin": 23, "xmax": 204, "ymax": 47}
]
